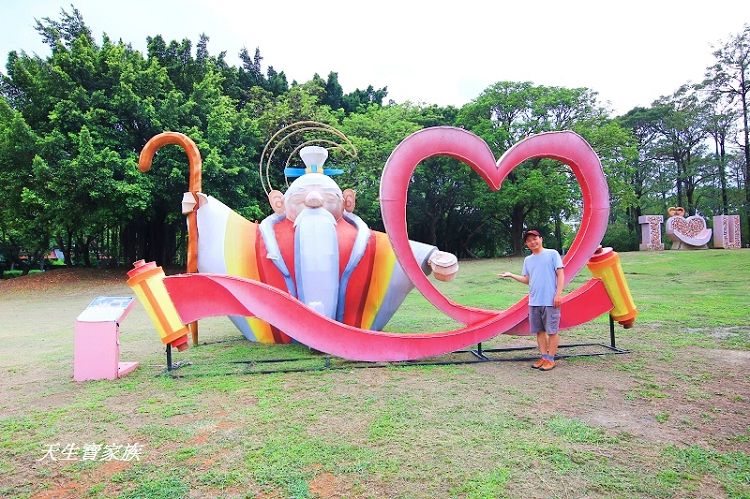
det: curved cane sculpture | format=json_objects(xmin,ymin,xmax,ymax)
[{"xmin": 138, "ymin": 132, "xmax": 202, "ymax": 345}]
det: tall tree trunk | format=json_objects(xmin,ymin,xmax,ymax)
[
  {"xmin": 148, "ymin": 208, "xmax": 168, "ymax": 265},
  {"xmin": 510, "ymin": 204, "xmax": 524, "ymax": 255},
  {"xmin": 137, "ymin": 218, "xmax": 148, "ymax": 262},
  {"xmin": 676, "ymin": 167, "xmax": 684, "ymax": 209},
  {"xmin": 740, "ymin": 74, "xmax": 750, "ymax": 245},
  {"xmin": 122, "ymin": 222, "xmax": 137, "ymax": 267},
  {"xmin": 56, "ymin": 229, "xmax": 74, "ymax": 266},
  {"xmin": 165, "ymin": 222, "xmax": 178, "ymax": 266},
  {"xmin": 428, "ymin": 214, "xmax": 438, "ymax": 247},
  {"xmin": 715, "ymin": 136, "xmax": 729, "ymax": 214},
  {"xmin": 81, "ymin": 236, "xmax": 92, "ymax": 267}
]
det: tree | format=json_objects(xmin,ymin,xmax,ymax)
[
  {"xmin": 0, "ymin": 96, "xmax": 48, "ymax": 272},
  {"xmin": 617, "ymin": 107, "xmax": 668, "ymax": 225},
  {"xmin": 700, "ymin": 88, "xmax": 738, "ymax": 214},
  {"xmin": 236, "ymin": 46, "xmax": 267, "ymax": 103},
  {"xmin": 323, "ymin": 71, "xmax": 344, "ymax": 110},
  {"xmin": 457, "ymin": 82, "xmax": 615, "ymax": 254},
  {"xmin": 1, "ymin": 7, "xmax": 265, "ymax": 266},
  {"xmin": 265, "ymin": 66, "xmax": 289, "ymax": 96},
  {"xmin": 34, "ymin": 5, "xmax": 92, "ymax": 49},
  {"xmin": 339, "ymin": 104, "xmax": 424, "ymax": 229},
  {"xmin": 342, "ymin": 85, "xmax": 388, "ymax": 114},
  {"xmin": 650, "ymin": 85, "xmax": 710, "ymax": 214},
  {"xmin": 704, "ymin": 24, "xmax": 750, "ymax": 242}
]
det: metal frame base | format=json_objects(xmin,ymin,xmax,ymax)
[{"xmin": 162, "ymin": 316, "xmax": 628, "ymax": 377}]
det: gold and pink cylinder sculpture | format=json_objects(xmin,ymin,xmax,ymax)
[
  {"xmin": 586, "ymin": 247, "xmax": 637, "ymax": 328},
  {"xmin": 127, "ymin": 260, "xmax": 190, "ymax": 351}
]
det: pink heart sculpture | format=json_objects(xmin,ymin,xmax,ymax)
[
  {"xmin": 671, "ymin": 216, "xmax": 706, "ymax": 239},
  {"xmin": 380, "ymin": 127, "xmax": 610, "ymax": 325},
  {"xmin": 666, "ymin": 214, "xmax": 712, "ymax": 247}
]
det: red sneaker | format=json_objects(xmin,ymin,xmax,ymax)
[{"xmin": 531, "ymin": 358, "xmax": 545, "ymax": 369}]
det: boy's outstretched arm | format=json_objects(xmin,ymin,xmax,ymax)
[{"xmin": 498, "ymin": 271, "xmax": 529, "ymax": 285}]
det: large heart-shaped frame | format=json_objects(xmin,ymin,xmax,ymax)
[{"xmin": 380, "ymin": 127, "xmax": 610, "ymax": 325}]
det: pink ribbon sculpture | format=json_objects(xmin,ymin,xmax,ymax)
[{"xmin": 131, "ymin": 127, "xmax": 631, "ymax": 362}]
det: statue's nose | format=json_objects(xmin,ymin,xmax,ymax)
[{"xmin": 304, "ymin": 191, "xmax": 323, "ymax": 208}]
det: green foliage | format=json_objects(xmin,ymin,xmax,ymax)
[
  {"xmin": 602, "ymin": 220, "xmax": 639, "ymax": 251},
  {"xmin": 457, "ymin": 81, "xmax": 633, "ymax": 254},
  {"xmin": 1, "ymin": 7, "xmax": 747, "ymax": 265}
]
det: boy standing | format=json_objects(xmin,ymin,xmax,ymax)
[{"xmin": 499, "ymin": 230, "xmax": 564, "ymax": 371}]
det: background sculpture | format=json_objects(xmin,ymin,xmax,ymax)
[
  {"xmin": 713, "ymin": 215, "xmax": 742, "ymax": 249},
  {"xmin": 665, "ymin": 207, "xmax": 712, "ymax": 250},
  {"xmin": 638, "ymin": 215, "xmax": 664, "ymax": 251}
]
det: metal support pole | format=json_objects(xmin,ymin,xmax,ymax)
[
  {"xmin": 609, "ymin": 314, "xmax": 616, "ymax": 349},
  {"xmin": 166, "ymin": 344, "xmax": 173, "ymax": 371}
]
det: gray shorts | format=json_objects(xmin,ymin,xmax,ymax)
[{"xmin": 529, "ymin": 306, "xmax": 561, "ymax": 334}]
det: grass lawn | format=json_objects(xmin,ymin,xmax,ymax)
[{"xmin": 0, "ymin": 250, "xmax": 748, "ymax": 498}]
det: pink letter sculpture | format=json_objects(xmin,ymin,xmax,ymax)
[
  {"xmin": 713, "ymin": 215, "xmax": 742, "ymax": 249},
  {"xmin": 638, "ymin": 215, "xmax": 664, "ymax": 251}
]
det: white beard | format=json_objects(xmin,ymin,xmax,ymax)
[{"xmin": 293, "ymin": 208, "xmax": 340, "ymax": 319}]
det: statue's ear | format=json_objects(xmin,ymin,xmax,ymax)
[
  {"xmin": 343, "ymin": 189, "xmax": 356, "ymax": 213},
  {"xmin": 268, "ymin": 190, "xmax": 285, "ymax": 214}
]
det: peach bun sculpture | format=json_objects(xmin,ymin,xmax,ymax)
[{"xmin": 127, "ymin": 123, "xmax": 637, "ymax": 362}]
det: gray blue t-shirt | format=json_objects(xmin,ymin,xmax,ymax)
[{"xmin": 522, "ymin": 248, "xmax": 564, "ymax": 306}]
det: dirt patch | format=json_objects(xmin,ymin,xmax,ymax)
[
  {"xmin": 0, "ymin": 266, "xmax": 188, "ymax": 297},
  {"xmin": 698, "ymin": 347, "xmax": 750, "ymax": 366},
  {"xmin": 29, "ymin": 460, "xmax": 130, "ymax": 499},
  {"xmin": 309, "ymin": 471, "xmax": 354, "ymax": 498},
  {"xmin": 0, "ymin": 268, "xmax": 125, "ymax": 296}
]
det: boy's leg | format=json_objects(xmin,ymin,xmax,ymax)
[
  {"xmin": 539, "ymin": 306, "xmax": 561, "ymax": 371},
  {"xmin": 531, "ymin": 332, "xmax": 548, "ymax": 369},
  {"xmin": 530, "ymin": 306, "xmax": 548, "ymax": 368},
  {"xmin": 548, "ymin": 332, "xmax": 559, "ymax": 358},
  {"xmin": 536, "ymin": 332, "xmax": 549, "ymax": 357}
]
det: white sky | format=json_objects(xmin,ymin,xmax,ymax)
[{"xmin": 1, "ymin": 0, "xmax": 748, "ymax": 116}]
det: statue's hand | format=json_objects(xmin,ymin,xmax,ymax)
[
  {"xmin": 181, "ymin": 192, "xmax": 208, "ymax": 214},
  {"xmin": 428, "ymin": 251, "xmax": 459, "ymax": 282}
]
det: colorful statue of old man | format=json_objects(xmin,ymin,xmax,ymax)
[{"xmin": 192, "ymin": 146, "xmax": 458, "ymax": 343}]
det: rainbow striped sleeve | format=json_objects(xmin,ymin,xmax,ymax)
[
  {"xmin": 359, "ymin": 232, "xmax": 397, "ymax": 329},
  {"xmin": 197, "ymin": 196, "xmax": 275, "ymax": 343}
]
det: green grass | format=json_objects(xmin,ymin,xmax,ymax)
[
  {"xmin": 662, "ymin": 445, "xmax": 750, "ymax": 497},
  {"xmin": 453, "ymin": 467, "xmax": 511, "ymax": 498},
  {"xmin": 547, "ymin": 416, "xmax": 612, "ymax": 444},
  {"xmin": 0, "ymin": 250, "xmax": 749, "ymax": 497}
]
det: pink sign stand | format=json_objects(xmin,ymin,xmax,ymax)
[{"xmin": 73, "ymin": 297, "xmax": 139, "ymax": 381}]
